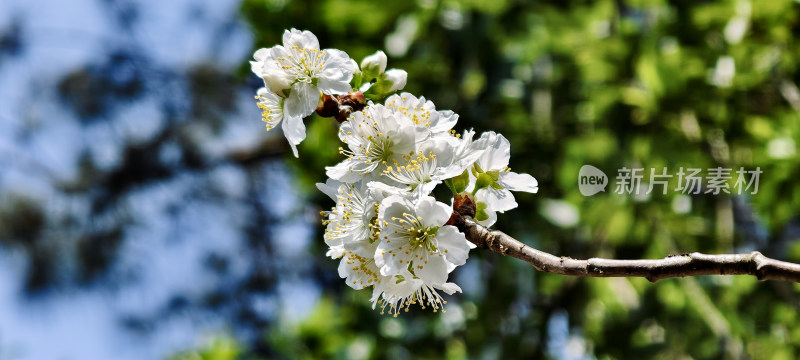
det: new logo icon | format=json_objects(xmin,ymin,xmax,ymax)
[{"xmin": 579, "ymin": 165, "xmax": 608, "ymax": 196}]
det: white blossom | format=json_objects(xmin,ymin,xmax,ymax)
[
  {"xmin": 383, "ymin": 69, "xmax": 408, "ymax": 93},
  {"xmin": 326, "ymin": 104, "xmax": 417, "ymax": 183},
  {"xmin": 255, "ymin": 88, "xmax": 305, "ymax": 157},
  {"xmin": 469, "ymin": 131, "xmax": 539, "ymax": 213},
  {"xmin": 382, "ymin": 137, "xmax": 466, "ymax": 196},
  {"xmin": 375, "ymin": 195, "xmax": 473, "ymax": 284},
  {"xmin": 317, "ymin": 180, "xmax": 378, "ymax": 256},
  {"xmin": 449, "ymin": 129, "xmax": 487, "ymax": 166},
  {"xmin": 338, "ymin": 243, "xmax": 381, "ymax": 290},
  {"xmin": 473, "ymin": 192, "xmax": 499, "ymax": 227},
  {"xmin": 384, "ymin": 93, "xmax": 458, "ymax": 137},
  {"xmin": 251, "ymin": 29, "xmax": 355, "ymax": 155},
  {"xmin": 370, "ymin": 270, "xmax": 461, "ymax": 316},
  {"xmin": 361, "ymin": 50, "xmax": 388, "ymax": 74},
  {"xmin": 253, "ymin": 29, "xmax": 542, "ymax": 315}
]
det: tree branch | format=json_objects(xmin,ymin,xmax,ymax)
[{"xmin": 455, "ymin": 216, "xmax": 800, "ymax": 283}]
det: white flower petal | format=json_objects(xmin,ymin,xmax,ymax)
[
  {"xmin": 347, "ymin": 238, "xmax": 378, "ymax": 258},
  {"xmin": 284, "ymin": 82, "xmax": 319, "ymax": 118},
  {"xmin": 318, "ymin": 76, "xmax": 352, "ymax": 94},
  {"xmin": 367, "ymin": 181, "xmax": 410, "ymax": 200},
  {"xmin": 283, "ymin": 28, "xmax": 319, "ymax": 50},
  {"xmin": 375, "ymin": 241, "xmax": 405, "ymax": 277},
  {"xmin": 325, "ymin": 158, "xmax": 362, "ymax": 183},
  {"xmin": 371, "ymin": 270, "xmax": 419, "ymax": 307},
  {"xmin": 499, "ymin": 171, "xmax": 539, "ymax": 193},
  {"xmin": 361, "ymin": 50, "xmax": 388, "ymax": 74},
  {"xmin": 318, "ymin": 49, "xmax": 355, "ymax": 94},
  {"xmin": 414, "ymin": 196, "xmax": 451, "ymax": 227},
  {"xmin": 250, "ymin": 48, "xmax": 271, "ymax": 76},
  {"xmin": 416, "ymin": 254, "xmax": 448, "ymax": 284},
  {"xmin": 435, "ymin": 282, "xmax": 462, "ymax": 295},
  {"xmin": 326, "ymin": 245, "xmax": 345, "ymax": 259},
  {"xmin": 260, "ymin": 47, "xmax": 294, "ymax": 92},
  {"xmin": 315, "ymin": 178, "xmax": 344, "ymax": 201},
  {"xmin": 379, "ymin": 195, "xmax": 411, "ymax": 223},
  {"xmin": 477, "ymin": 188, "xmax": 518, "ymax": 212},
  {"xmin": 414, "ymin": 180, "xmax": 441, "ymax": 198},
  {"xmin": 431, "ymin": 110, "xmax": 458, "ymax": 134},
  {"xmin": 253, "ymin": 47, "xmax": 270, "ymax": 62},
  {"xmin": 476, "ymin": 132, "xmax": 510, "ymax": 170},
  {"xmin": 322, "ymin": 50, "xmax": 355, "ymax": 76},
  {"xmin": 256, "ymin": 88, "xmax": 284, "ymax": 130},
  {"xmin": 338, "ymin": 249, "xmax": 379, "ymax": 290},
  {"xmin": 436, "ymin": 225, "xmax": 471, "ymax": 266},
  {"xmin": 384, "ymin": 69, "xmax": 407, "ymax": 92},
  {"xmin": 281, "ymin": 114, "xmax": 306, "ymax": 157}
]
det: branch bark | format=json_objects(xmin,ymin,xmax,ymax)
[{"xmin": 454, "ymin": 216, "xmax": 800, "ymax": 283}]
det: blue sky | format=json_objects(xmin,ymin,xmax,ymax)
[{"xmin": 0, "ymin": 0, "xmax": 321, "ymax": 358}]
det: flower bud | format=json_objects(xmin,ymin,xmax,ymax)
[
  {"xmin": 338, "ymin": 91, "xmax": 366, "ymax": 113},
  {"xmin": 348, "ymin": 58, "xmax": 360, "ymax": 75},
  {"xmin": 336, "ymin": 105, "xmax": 353, "ymax": 123},
  {"xmin": 360, "ymin": 50, "xmax": 387, "ymax": 75},
  {"xmin": 384, "ymin": 69, "xmax": 407, "ymax": 92},
  {"xmin": 453, "ymin": 192, "xmax": 476, "ymax": 218},
  {"xmin": 316, "ymin": 94, "xmax": 339, "ymax": 118},
  {"xmin": 446, "ymin": 192, "xmax": 477, "ymax": 229},
  {"xmin": 445, "ymin": 211, "xmax": 460, "ymax": 227}
]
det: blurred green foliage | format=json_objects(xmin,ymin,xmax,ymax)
[{"xmin": 235, "ymin": 0, "xmax": 800, "ymax": 358}]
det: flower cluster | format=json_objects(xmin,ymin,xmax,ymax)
[{"xmin": 251, "ymin": 29, "xmax": 538, "ymax": 315}]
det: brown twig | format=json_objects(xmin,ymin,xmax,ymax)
[{"xmin": 454, "ymin": 216, "xmax": 800, "ymax": 283}]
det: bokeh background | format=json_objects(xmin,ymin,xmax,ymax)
[{"xmin": 0, "ymin": 0, "xmax": 799, "ymax": 359}]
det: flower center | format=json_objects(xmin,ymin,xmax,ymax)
[
  {"xmin": 338, "ymin": 133, "xmax": 394, "ymax": 175},
  {"xmin": 322, "ymin": 184, "xmax": 372, "ymax": 244},
  {"xmin": 388, "ymin": 212, "xmax": 439, "ymax": 252},
  {"xmin": 343, "ymin": 251, "xmax": 379, "ymax": 287},
  {"xmin": 385, "ymin": 97, "xmax": 433, "ymax": 127},
  {"xmin": 275, "ymin": 46, "xmax": 326, "ymax": 83},
  {"xmin": 383, "ymin": 150, "xmax": 438, "ymax": 187},
  {"xmin": 255, "ymin": 95, "xmax": 283, "ymax": 131}
]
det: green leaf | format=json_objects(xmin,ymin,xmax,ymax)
[
  {"xmin": 471, "ymin": 163, "xmax": 484, "ymax": 176},
  {"xmin": 475, "ymin": 202, "xmax": 489, "ymax": 221},
  {"xmin": 350, "ymin": 71, "xmax": 364, "ymax": 90},
  {"xmin": 362, "ymin": 72, "xmax": 401, "ymax": 102},
  {"xmin": 360, "ymin": 64, "xmax": 380, "ymax": 84},
  {"xmin": 444, "ymin": 178, "xmax": 457, "ymax": 195},
  {"xmin": 474, "ymin": 172, "xmax": 495, "ymax": 192},
  {"xmin": 451, "ymin": 169, "xmax": 471, "ymax": 193}
]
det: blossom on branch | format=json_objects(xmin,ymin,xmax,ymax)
[
  {"xmin": 375, "ymin": 195, "xmax": 473, "ymax": 284},
  {"xmin": 466, "ymin": 132, "xmax": 539, "ymax": 224},
  {"xmin": 254, "ymin": 88, "xmax": 305, "ymax": 157},
  {"xmin": 253, "ymin": 28, "xmax": 538, "ymax": 314},
  {"xmin": 370, "ymin": 269, "xmax": 461, "ymax": 316},
  {"xmin": 251, "ymin": 28, "xmax": 355, "ymax": 156},
  {"xmin": 326, "ymin": 104, "xmax": 417, "ymax": 183}
]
